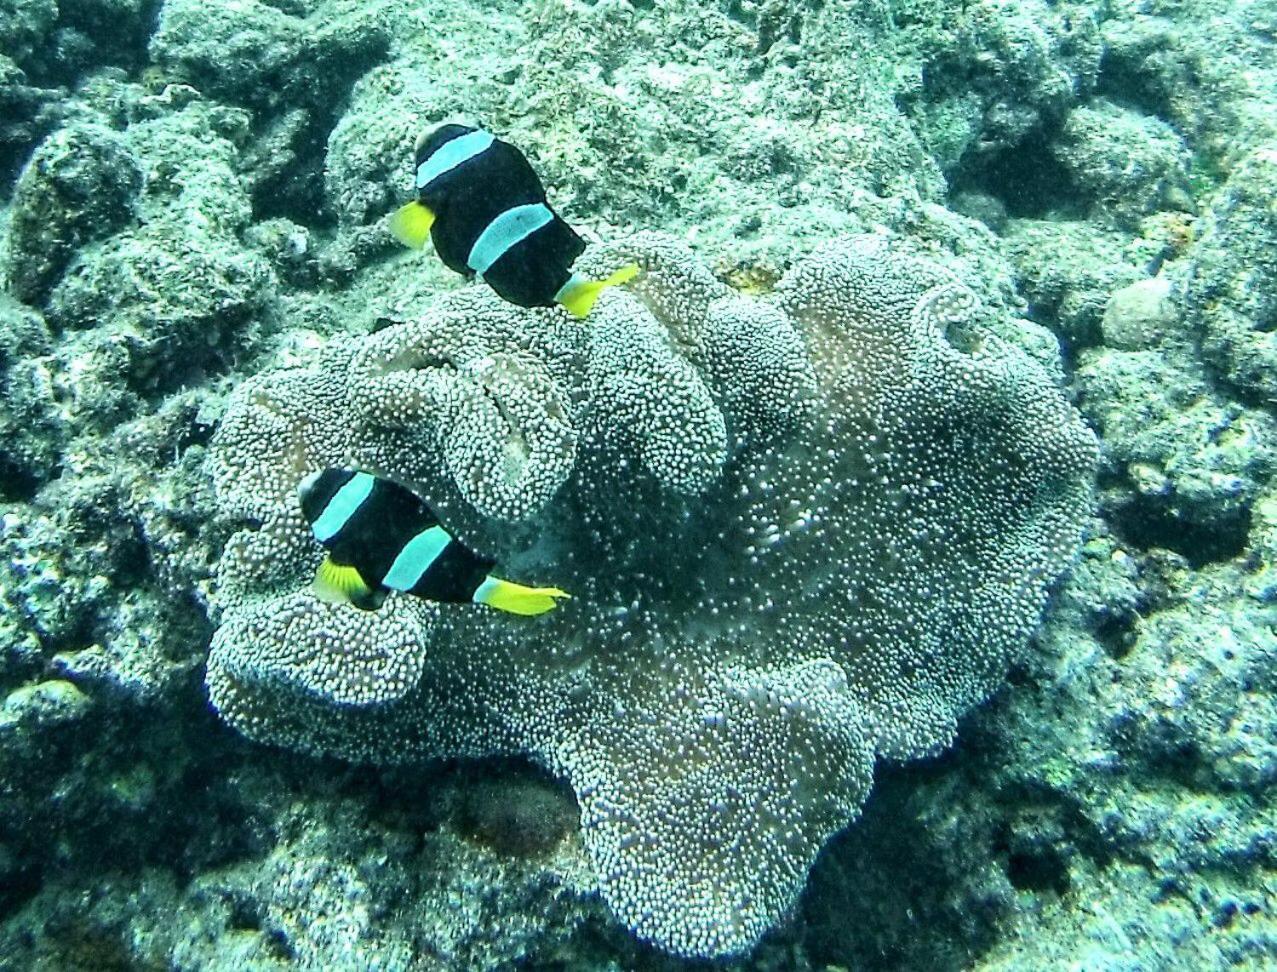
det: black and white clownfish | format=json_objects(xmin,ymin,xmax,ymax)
[
  {"xmin": 298, "ymin": 467, "xmax": 569, "ymax": 617},
  {"xmin": 388, "ymin": 123, "xmax": 638, "ymax": 318}
]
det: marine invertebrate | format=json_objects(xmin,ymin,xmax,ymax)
[{"xmin": 206, "ymin": 232, "xmax": 1096, "ymax": 957}]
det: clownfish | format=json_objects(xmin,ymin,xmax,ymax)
[
  {"xmin": 388, "ymin": 123, "xmax": 638, "ymax": 318},
  {"xmin": 298, "ymin": 467, "xmax": 570, "ymax": 617}
]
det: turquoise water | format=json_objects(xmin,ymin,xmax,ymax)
[{"xmin": 0, "ymin": 1, "xmax": 1273, "ymax": 969}]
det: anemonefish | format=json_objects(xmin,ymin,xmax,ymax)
[
  {"xmin": 298, "ymin": 467, "xmax": 570, "ymax": 617},
  {"xmin": 388, "ymin": 123, "xmax": 638, "ymax": 318}
]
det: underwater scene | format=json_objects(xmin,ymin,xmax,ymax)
[{"xmin": 0, "ymin": 0, "xmax": 1274, "ymax": 968}]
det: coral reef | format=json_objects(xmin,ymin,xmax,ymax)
[
  {"xmin": 5, "ymin": 122, "xmax": 143, "ymax": 305},
  {"xmin": 1, "ymin": 0, "xmax": 1275, "ymax": 968},
  {"xmin": 1183, "ymin": 143, "xmax": 1277, "ymax": 402},
  {"xmin": 0, "ymin": 292, "xmax": 63, "ymax": 498},
  {"xmin": 205, "ymin": 231, "xmax": 1095, "ymax": 955},
  {"xmin": 150, "ymin": 0, "xmax": 393, "ymax": 224},
  {"xmin": 1050, "ymin": 99, "xmax": 1191, "ymax": 230}
]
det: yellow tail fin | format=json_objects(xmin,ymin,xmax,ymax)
[
  {"xmin": 557, "ymin": 263, "xmax": 639, "ymax": 318},
  {"xmin": 473, "ymin": 577, "xmax": 571, "ymax": 616},
  {"xmin": 388, "ymin": 201, "xmax": 437, "ymax": 249},
  {"xmin": 313, "ymin": 557, "xmax": 379, "ymax": 610}
]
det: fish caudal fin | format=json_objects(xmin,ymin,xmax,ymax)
[
  {"xmin": 473, "ymin": 576, "xmax": 571, "ymax": 616},
  {"xmin": 557, "ymin": 263, "xmax": 640, "ymax": 319},
  {"xmin": 313, "ymin": 556, "xmax": 380, "ymax": 610},
  {"xmin": 388, "ymin": 201, "xmax": 437, "ymax": 249}
]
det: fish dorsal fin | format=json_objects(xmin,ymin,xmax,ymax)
[{"xmin": 388, "ymin": 201, "xmax": 437, "ymax": 250}]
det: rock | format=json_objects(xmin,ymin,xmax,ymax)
[
  {"xmin": 1101, "ymin": 276, "xmax": 1181, "ymax": 349},
  {"xmin": 0, "ymin": 679, "xmax": 91, "ymax": 733},
  {"xmin": 46, "ymin": 221, "xmax": 274, "ymax": 399},
  {"xmin": 1076, "ymin": 346, "xmax": 1275, "ymax": 563},
  {"xmin": 0, "ymin": 293, "xmax": 64, "ymax": 497},
  {"xmin": 0, "ymin": 0, "xmax": 59, "ymax": 70},
  {"xmin": 1004, "ymin": 218, "xmax": 1153, "ymax": 348},
  {"xmin": 1182, "ymin": 143, "xmax": 1277, "ymax": 401},
  {"xmin": 4, "ymin": 122, "xmax": 143, "ymax": 305},
  {"xmin": 1052, "ymin": 100, "xmax": 1191, "ymax": 230}
]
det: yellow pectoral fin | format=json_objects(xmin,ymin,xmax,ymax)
[
  {"xmin": 558, "ymin": 263, "xmax": 640, "ymax": 319},
  {"xmin": 474, "ymin": 577, "xmax": 571, "ymax": 616},
  {"xmin": 388, "ymin": 201, "xmax": 437, "ymax": 250},
  {"xmin": 313, "ymin": 557, "xmax": 377, "ymax": 609}
]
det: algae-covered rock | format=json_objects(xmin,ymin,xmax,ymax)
[
  {"xmin": 1076, "ymin": 345, "xmax": 1274, "ymax": 562},
  {"xmin": 0, "ymin": 293, "xmax": 64, "ymax": 497},
  {"xmin": 0, "ymin": 0, "xmax": 59, "ymax": 69},
  {"xmin": 47, "ymin": 221, "xmax": 274, "ymax": 396},
  {"xmin": 0, "ymin": 679, "xmax": 91, "ymax": 734},
  {"xmin": 909, "ymin": 0, "xmax": 1100, "ymax": 165},
  {"xmin": 1184, "ymin": 143, "xmax": 1277, "ymax": 401},
  {"xmin": 149, "ymin": 0, "xmax": 391, "ymax": 223},
  {"xmin": 1004, "ymin": 219, "xmax": 1153, "ymax": 348},
  {"xmin": 10, "ymin": 412, "xmax": 216, "ymax": 689},
  {"xmin": 150, "ymin": 0, "xmax": 391, "ymax": 110},
  {"xmin": 0, "ymin": 93, "xmax": 280, "ymax": 437},
  {"xmin": 244, "ymin": 216, "xmax": 316, "ymax": 288},
  {"xmin": 0, "ymin": 763, "xmax": 604, "ymax": 971},
  {"xmin": 1101, "ymin": 277, "xmax": 1181, "ymax": 350},
  {"xmin": 0, "ymin": 52, "xmax": 60, "ymax": 193},
  {"xmin": 1051, "ymin": 100, "xmax": 1191, "ymax": 230},
  {"xmin": 4, "ymin": 122, "xmax": 143, "ymax": 304},
  {"xmin": 973, "ymin": 546, "xmax": 1277, "ymax": 969},
  {"xmin": 324, "ymin": 55, "xmax": 480, "ymax": 230},
  {"xmin": 57, "ymin": 0, "xmax": 156, "ymax": 51}
]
